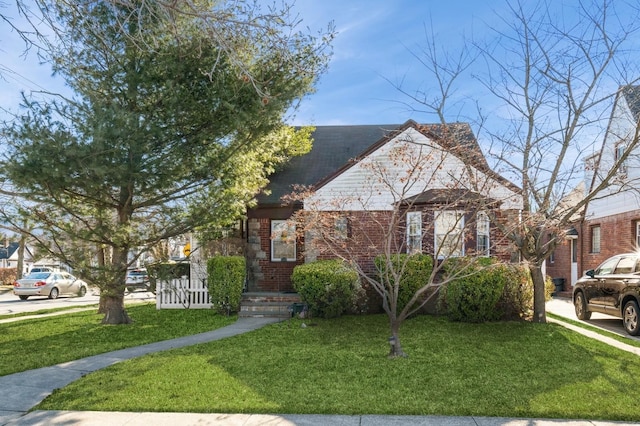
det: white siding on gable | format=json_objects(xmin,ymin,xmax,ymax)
[
  {"xmin": 305, "ymin": 127, "xmax": 522, "ymax": 212},
  {"xmin": 586, "ymin": 91, "xmax": 640, "ymax": 220},
  {"xmin": 587, "ymin": 188, "xmax": 640, "ymax": 220}
]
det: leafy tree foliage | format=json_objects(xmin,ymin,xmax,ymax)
[{"xmin": 0, "ymin": 1, "xmax": 332, "ymax": 323}]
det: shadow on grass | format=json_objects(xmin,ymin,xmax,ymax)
[
  {"xmin": 34, "ymin": 314, "xmax": 640, "ymax": 420},
  {"xmin": 0, "ymin": 304, "xmax": 234, "ymax": 376}
]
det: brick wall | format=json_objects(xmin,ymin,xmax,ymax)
[
  {"xmin": 246, "ymin": 207, "xmax": 519, "ymax": 292},
  {"xmin": 246, "ymin": 216, "xmax": 302, "ymax": 292},
  {"xmin": 545, "ymin": 233, "xmax": 579, "ymax": 291},
  {"xmin": 582, "ymin": 210, "xmax": 640, "ymax": 272}
]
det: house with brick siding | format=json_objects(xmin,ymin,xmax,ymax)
[
  {"xmin": 245, "ymin": 120, "xmax": 523, "ymax": 297},
  {"xmin": 577, "ymin": 86, "xmax": 640, "ymax": 282}
]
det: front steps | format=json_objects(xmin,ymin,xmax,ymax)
[{"xmin": 239, "ymin": 292, "xmax": 303, "ymax": 319}]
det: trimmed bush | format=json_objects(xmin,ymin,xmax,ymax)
[
  {"xmin": 291, "ymin": 259, "xmax": 361, "ymax": 318},
  {"xmin": 207, "ymin": 256, "xmax": 245, "ymax": 315},
  {"xmin": 495, "ymin": 263, "xmax": 533, "ymax": 320},
  {"xmin": 146, "ymin": 262, "xmax": 190, "ymax": 293},
  {"xmin": 0, "ymin": 268, "xmax": 17, "ymax": 285},
  {"xmin": 440, "ymin": 258, "xmax": 533, "ymax": 322},
  {"xmin": 374, "ymin": 254, "xmax": 434, "ymax": 313}
]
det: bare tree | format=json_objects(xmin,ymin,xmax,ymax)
[
  {"xmin": 398, "ymin": 0, "xmax": 640, "ymax": 323},
  {"xmin": 290, "ymin": 123, "xmax": 521, "ymax": 357}
]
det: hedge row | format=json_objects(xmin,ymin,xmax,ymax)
[
  {"xmin": 204, "ymin": 255, "xmax": 537, "ymax": 323},
  {"xmin": 207, "ymin": 256, "xmax": 245, "ymax": 315},
  {"xmin": 291, "ymin": 259, "xmax": 362, "ymax": 318}
]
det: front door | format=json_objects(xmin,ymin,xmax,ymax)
[{"xmin": 570, "ymin": 239, "xmax": 578, "ymax": 288}]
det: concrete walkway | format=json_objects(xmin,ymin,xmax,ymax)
[{"xmin": 1, "ymin": 300, "xmax": 640, "ymax": 425}]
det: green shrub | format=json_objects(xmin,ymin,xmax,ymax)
[
  {"xmin": 495, "ymin": 263, "xmax": 533, "ymax": 320},
  {"xmin": 440, "ymin": 258, "xmax": 533, "ymax": 323},
  {"xmin": 207, "ymin": 256, "xmax": 245, "ymax": 315},
  {"xmin": 374, "ymin": 254, "xmax": 434, "ymax": 313},
  {"xmin": 147, "ymin": 262, "xmax": 190, "ymax": 293},
  {"xmin": 545, "ymin": 275, "xmax": 555, "ymax": 301},
  {"xmin": 291, "ymin": 260, "xmax": 361, "ymax": 318}
]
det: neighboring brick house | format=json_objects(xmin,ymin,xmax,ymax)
[
  {"xmin": 544, "ymin": 183, "xmax": 585, "ymax": 292},
  {"xmin": 580, "ymin": 86, "xmax": 640, "ymax": 275},
  {"xmin": 545, "ymin": 84, "xmax": 640, "ymax": 294},
  {"xmin": 245, "ymin": 120, "xmax": 523, "ymax": 293}
]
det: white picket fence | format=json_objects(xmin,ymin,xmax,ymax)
[{"xmin": 155, "ymin": 277, "xmax": 212, "ymax": 309}]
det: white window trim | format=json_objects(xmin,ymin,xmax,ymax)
[
  {"xmin": 271, "ymin": 220, "xmax": 296, "ymax": 262},
  {"xmin": 591, "ymin": 225, "xmax": 601, "ymax": 253},
  {"xmin": 406, "ymin": 211, "xmax": 422, "ymax": 254},
  {"xmin": 434, "ymin": 210, "xmax": 465, "ymax": 259},
  {"xmin": 476, "ymin": 211, "xmax": 490, "ymax": 256}
]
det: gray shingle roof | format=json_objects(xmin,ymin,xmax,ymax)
[
  {"xmin": 256, "ymin": 120, "xmax": 510, "ymax": 206},
  {"xmin": 257, "ymin": 123, "xmax": 402, "ymax": 205},
  {"xmin": 622, "ymin": 85, "xmax": 640, "ymax": 121}
]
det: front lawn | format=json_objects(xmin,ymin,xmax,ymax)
[
  {"xmin": 37, "ymin": 314, "xmax": 640, "ymax": 421},
  {"xmin": 0, "ymin": 303, "xmax": 234, "ymax": 376}
]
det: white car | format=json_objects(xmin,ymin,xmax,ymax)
[{"xmin": 13, "ymin": 272, "xmax": 88, "ymax": 300}]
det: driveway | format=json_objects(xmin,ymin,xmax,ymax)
[{"xmin": 547, "ymin": 296, "xmax": 640, "ymax": 343}]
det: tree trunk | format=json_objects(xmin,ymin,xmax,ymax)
[
  {"xmin": 388, "ymin": 318, "xmax": 407, "ymax": 358},
  {"xmin": 17, "ymin": 233, "xmax": 26, "ymax": 280},
  {"xmin": 530, "ymin": 264, "xmax": 546, "ymax": 323},
  {"xmin": 101, "ymin": 293, "xmax": 132, "ymax": 324},
  {"xmin": 99, "ymin": 246, "xmax": 131, "ymax": 324}
]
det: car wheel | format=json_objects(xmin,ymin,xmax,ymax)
[
  {"xmin": 574, "ymin": 292, "xmax": 591, "ymax": 320},
  {"xmin": 18, "ymin": 295, "xmax": 29, "ymax": 301},
  {"xmin": 78, "ymin": 286, "xmax": 87, "ymax": 297},
  {"xmin": 623, "ymin": 300, "xmax": 640, "ymax": 336},
  {"xmin": 49, "ymin": 287, "xmax": 59, "ymax": 300}
]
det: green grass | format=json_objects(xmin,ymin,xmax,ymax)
[
  {"xmin": 548, "ymin": 312, "xmax": 640, "ymax": 348},
  {"xmin": 0, "ymin": 303, "xmax": 234, "ymax": 376},
  {"xmin": 36, "ymin": 314, "xmax": 640, "ymax": 421},
  {"xmin": 0, "ymin": 304, "xmax": 98, "ymax": 320}
]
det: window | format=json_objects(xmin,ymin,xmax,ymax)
[
  {"xmin": 614, "ymin": 256, "xmax": 636, "ymax": 274},
  {"xmin": 271, "ymin": 220, "xmax": 296, "ymax": 261},
  {"xmin": 406, "ymin": 211, "xmax": 422, "ymax": 254},
  {"xmin": 615, "ymin": 142, "xmax": 628, "ymax": 175},
  {"xmin": 636, "ymin": 222, "xmax": 640, "ymax": 248},
  {"xmin": 476, "ymin": 212, "xmax": 490, "ymax": 256},
  {"xmin": 335, "ymin": 216, "xmax": 350, "ymax": 239},
  {"xmin": 435, "ymin": 210, "xmax": 464, "ymax": 258},
  {"xmin": 591, "ymin": 225, "xmax": 601, "ymax": 253},
  {"xmin": 596, "ymin": 257, "xmax": 618, "ymax": 275}
]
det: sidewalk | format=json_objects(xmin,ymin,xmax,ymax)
[{"xmin": 1, "ymin": 300, "xmax": 640, "ymax": 425}]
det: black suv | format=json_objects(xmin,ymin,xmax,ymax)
[{"xmin": 573, "ymin": 253, "xmax": 640, "ymax": 335}]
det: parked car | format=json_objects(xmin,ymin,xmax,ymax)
[
  {"xmin": 573, "ymin": 253, "xmax": 640, "ymax": 335},
  {"xmin": 29, "ymin": 267, "xmax": 54, "ymax": 273},
  {"xmin": 13, "ymin": 271, "xmax": 88, "ymax": 300},
  {"xmin": 125, "ymin": 268, "xmax": 149, "ymax": 291}
]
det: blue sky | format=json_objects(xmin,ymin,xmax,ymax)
[
  {"xmin": 0, "ymin": 0, "xmax": 503, "ymax": 127},
  {"xmin": 289, "ymin": 0, "xmax": 498, "ymax": 126}
]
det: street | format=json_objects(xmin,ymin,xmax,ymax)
[{"xmin": 0, "ymin": 286, "xmax": 155, "ymax": 316}]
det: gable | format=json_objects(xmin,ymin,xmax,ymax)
[
  {"xmin": 0, "ymin": 242, "xmax": 19, "ymax": 260},
  {"xmin": 256, "ymin": 124, "xmax": 401, "ymax": 205},
  {"xmin": 257, "ymin": 120, "xmax": 518, "ymax": 209},
  {"xmin": 306, "ymin": 125, "xmax": 522, "ymax": 212},
  {"xmin": 586, "ymin": 85, "xmax": 640, "ymax": 220}
]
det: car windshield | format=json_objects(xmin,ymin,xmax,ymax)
[{"xmin": 128, "ymin": 270, "xmax": 146, "ymax": 276}]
